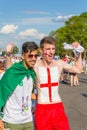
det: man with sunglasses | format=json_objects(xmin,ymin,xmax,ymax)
[
  {"xmin": 34, "ymin": 36, "xmax": 83, "ymax": 130},
  {"xmin": 0, "ymin": 41, "xmax": 38, "ymax": 130}
]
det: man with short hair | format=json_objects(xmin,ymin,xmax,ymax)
[
  {"xmin": 0, "ymin": 41, "xmax": 38, "ymax": 130},
  {"xmin": 34, "ymin": 36, "xmax": 82, "ymax": 130}
]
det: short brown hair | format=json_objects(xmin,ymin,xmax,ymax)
[
  {"xmin": 40, "ymin": 36, "xmax": 56, "ymax": 48},
  {"xmin": 22, "ymin": 41, "xmax": 38, "ymax": 54}
]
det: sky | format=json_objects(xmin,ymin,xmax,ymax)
[{"xmin": 0, "ymin": 0, "xmax": 87, "ymax": 51}]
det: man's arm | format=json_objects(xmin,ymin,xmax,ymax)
[
  {"xmin": 0, "ymin": 119, "xmax": 4, "ymax": 130},
  {"xmin": 5, "ymin": 52, "xmax": 13, "ymax": 69},
  {"xmin": 64, "ymin": 53, "xmax": 82, "ymax": 73},
  {"xmin": 63, "ymin": 42, "xmax": 83, "ymax": 73},
  {"xmin": 5, "ymin": 43, "xmax": 14, "ymax": 69}
]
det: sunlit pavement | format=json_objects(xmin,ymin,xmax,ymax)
[{"xmin": 60, "ymin": 73, "xmax": 87, "ymax": 130}]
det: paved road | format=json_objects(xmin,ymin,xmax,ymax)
[{"xmin": 59, "ymin": 73, "xmax": 87, "ymax": 130}]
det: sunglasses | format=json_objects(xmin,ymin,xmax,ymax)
[{"xmin": 27, "ymin": 54, "xmax": 38, "ymax": 59}]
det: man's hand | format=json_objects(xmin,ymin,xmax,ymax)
[
  {"xmin": 71, "ymin": 42, "xmax": 80, "ymax": 48},
  {"xmin": 31, "ymin": 93, "xmax": 37, "ymax": 100},
  {"xmin": 6, "ymin": 43, "xmax": 14, "ymax": 54},
  {"xmin": 0, "ymin": 120, "xmax": 4, "ymax": 130}
]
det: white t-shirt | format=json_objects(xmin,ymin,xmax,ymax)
[{"xmin": 3, "ymin": 76, "xmax": 33, "ymax": 124}]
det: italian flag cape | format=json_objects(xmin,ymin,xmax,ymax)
[{"xmin": 0, "ymin": 61, "xmax": 36, "ymax": 110}]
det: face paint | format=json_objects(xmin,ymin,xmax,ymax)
[{"xmin": 43, "ymin": 50, "xmax": 49, "ymax": 56}]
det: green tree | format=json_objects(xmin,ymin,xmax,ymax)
[{"xmin": 50, "ymin": 12, "xmax": 87, "ymax": 58}]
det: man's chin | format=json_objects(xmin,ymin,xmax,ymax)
[
  {"xmin": 48, "ymin": 57, "xmax": 53, "ymax": 61},
  {"xmin": 47, "ymin": 59, "xmax": 53, "ymax": 63},
  {"xmin": 30, "ymin": 63, "xmax": 35, "ymax": 68}
]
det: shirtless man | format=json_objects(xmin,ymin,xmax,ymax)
[{"xmin": 34, "ymin": 36, "xmax": 82, "ymax": 130}]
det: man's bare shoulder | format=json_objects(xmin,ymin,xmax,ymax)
[
  {"xmin": 35, "ymin": 59, "xmax": 65, "ymax": 67},
  {"xmin": 34, "ymin": 59, "xmax": 41, "ymax": 69},
  {"xmin": 54, "ymin": 59, "xmax": 66, "ymax": 72},
  {"xmin": 36, "ymin": 59, "xmax": 41, "ymax": 65},
  {"xmin": 55, "ymin": 59, "xmax": 65, "ymax": 66}
]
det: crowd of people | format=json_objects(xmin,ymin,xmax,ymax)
[{"xmin": 0, "ymin": 36, "xmax": 84, "ymax": 130}]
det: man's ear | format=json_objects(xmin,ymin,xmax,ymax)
[
  {"xmin": 40, "ymin": 48, "xmax": 43, "ymax": 54},
  {"xmin": 22, "ymin": 53, "xmax": 25, "ymax": 60}
]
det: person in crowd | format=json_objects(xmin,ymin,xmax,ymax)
[
  {"xmin": 0, "ymin": 41, "xmax": 38, "ymax": 130},
  {"xmin": 73, "ymin": 73, "xmax": 79, "ymax": 87},
  {"xmin": 69, "ymin": 58, "xmax": 76, "ymax": 86},
  {"xmin": 85, "ymin": 60, "xmax": 87, "ymax": 74},
  {"xmin": 69, "ymin": 57, "xmax": 80, "ymax": 87},
  {"xmin": 82, "ymin": 58, "xmax": 86, "ymax": 73},
  {"xmin": 5, "ymin": 43, "xmax": 14, "ymax": 69},
  {"xmin": 33, "ymin": 36, "xmax": 82, "ymax": 130},
  {"xmin": 61, "ymin": 55, "xmax": 70, "ymax": 83}
]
